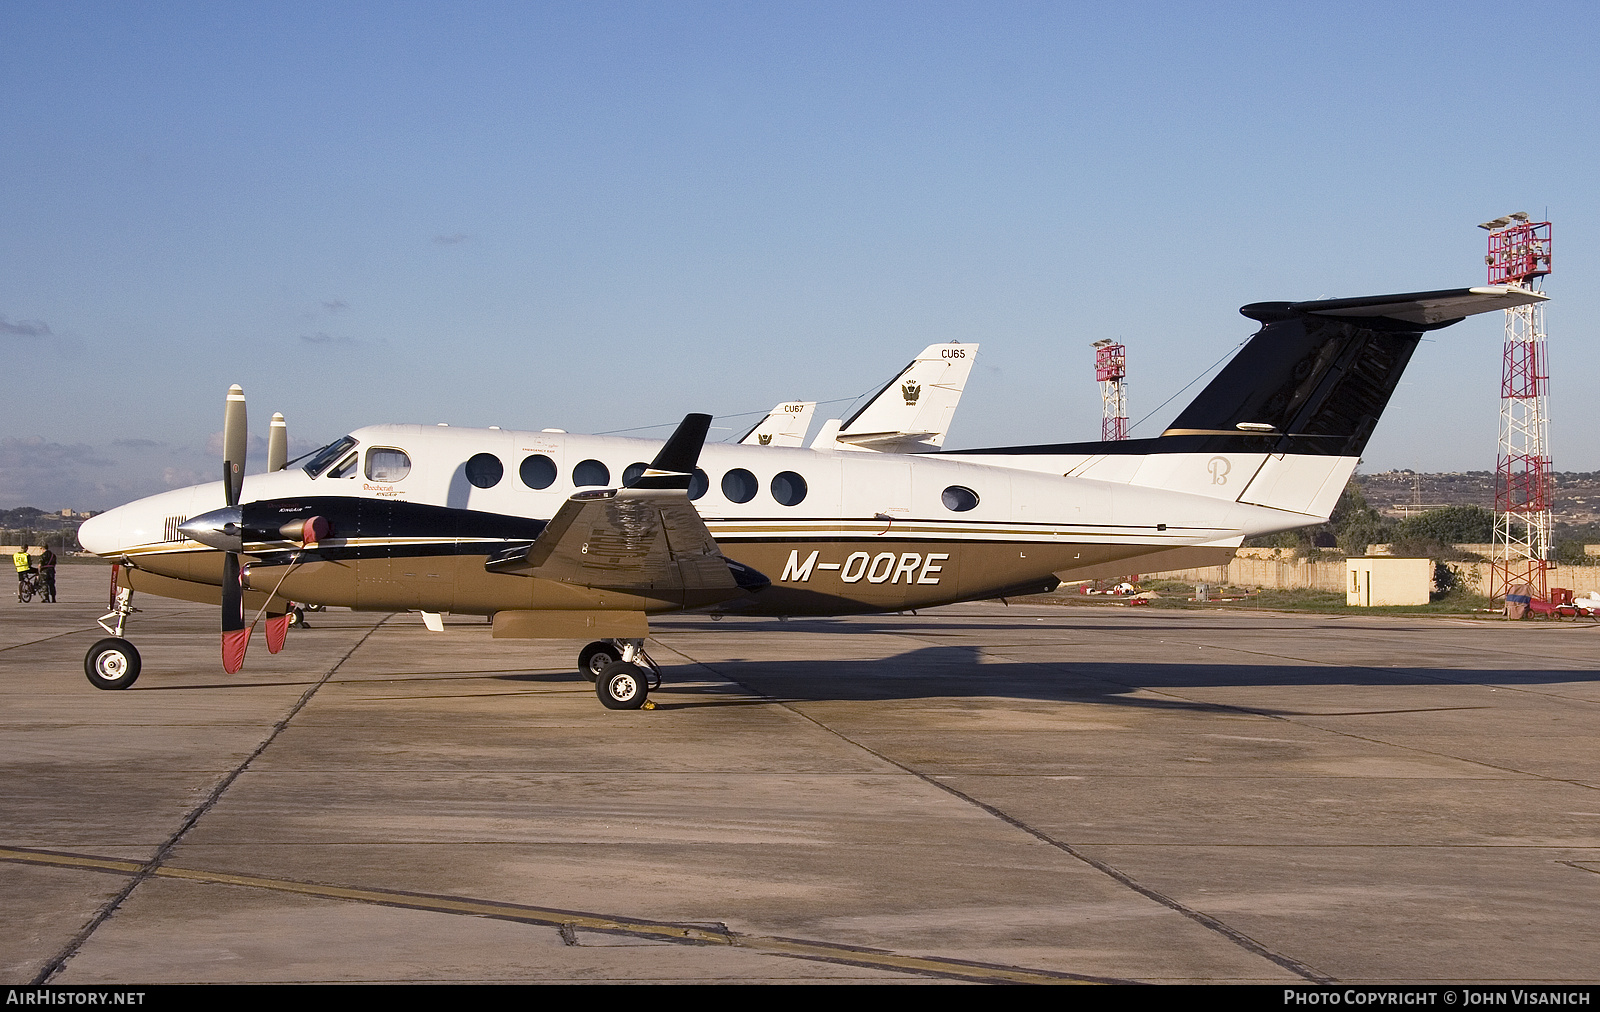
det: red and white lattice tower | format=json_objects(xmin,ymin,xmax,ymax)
[
  {"xmin": 1093, "ymin": 339, "xmax": 1128, "ymax": 440},
  {"xmin": 1480, "ymin": 213, "xmax": 1554, "ymax": 603}
]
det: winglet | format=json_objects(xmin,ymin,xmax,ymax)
[{"xmin": 626, "ymin": 413, "xmax": 711, "ymax": 490}]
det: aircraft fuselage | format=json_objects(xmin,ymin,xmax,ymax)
[{"xmin": 82, "ymin": 422, "xmax": 1308, "ymax": 619}]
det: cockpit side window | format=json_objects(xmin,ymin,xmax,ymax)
[
  {"xmin": 327, "ymin": 452, "xmax": 359, "ymax": 479},
  {"xmin": 365, "ymin": 447, "xmax": 411, "ymax": 482},
  {"xmin": 304, "ymin": 436, "xmax": 359, "ymax": 477}
]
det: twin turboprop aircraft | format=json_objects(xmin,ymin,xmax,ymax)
[{"xmin": 77, "ymin": 286, "xmax": 1545, "ymax": 709}]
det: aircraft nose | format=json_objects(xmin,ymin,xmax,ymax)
[
  {"xmin": 178, "ymin": 506, "xmax": 243, "ymax": 552},
  {"xmin": 76, "ymin": 509, "xmax": 125, "ymax": 558}
]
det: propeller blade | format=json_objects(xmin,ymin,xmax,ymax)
[
  {"xmin": 267, "ymin": 412, "xmax": 287, "ymax": 472},
  {"xmin": 221, "ymin": 551, "xmax": 249, "ymax": 673},
  {"xmin": 264, "ymin": 609, "xmax": 290, "ymax": 654},
  {"xmin": 224, "ymin": 384, "xmax": 247, "ymax": 507}
]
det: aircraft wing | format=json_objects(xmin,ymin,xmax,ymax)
[
  {"xmin": 522, "ymin": 486, "xmax": 739, "ymax": 591},
  {"xmin": 486, "ymin": 412, "xmax": 740, "ymax": 592}
]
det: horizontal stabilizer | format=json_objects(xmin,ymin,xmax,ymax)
[{"xmin": 1244, "ymin": 286, "xmax": 1547, "ymax": 328}]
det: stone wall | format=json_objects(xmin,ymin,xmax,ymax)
[
  {"xmin": 1141, "ymin": 551, "xmax": 1349, "ymax": 592},
  {"xmin": 1140, "ymin": 549, "xmax": 1600, "ymax": 596}
]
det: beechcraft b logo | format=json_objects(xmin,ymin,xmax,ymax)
[
  {"xmin": 1208, "ymin": 456, "xmax": 1231, "ymax": 485},
  {"xmin": 758, "ymin": 434, "xmax": 772, "ymax": 445},
  {"xmin": 902, "ymin": 381, "xmax": 921, "ymax": 405}
]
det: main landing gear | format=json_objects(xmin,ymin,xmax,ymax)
[
  {"xmin": 85, "ymin": 576, "xmax": 141, "ymax": 690},
  {"xmin": 578, "ymin": 639, "xmax": 661, "ymax": 710}
]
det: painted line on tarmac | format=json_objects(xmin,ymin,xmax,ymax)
[
  {"xmin": 29, "ymin": 614, "xmax": 394, "ymax": 985},
  {"xmin": 0, "ymin": 844, "xmax": 1115, "ymax": 985}
]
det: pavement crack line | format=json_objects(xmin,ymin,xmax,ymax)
[
  {"xmin": 0, "ymin": 626, "xmax": 115, "ymax": 652},
  {"xmin": 31, "ymin": 613, "xmax": 394, "ymax": 985},
  {"xmin": 0, "ymin": 846, "xmax": 1116, "ymax": 984},
  {"xmin": 648, "ymin": 639, "xmax": 1335, "ymax": 985}
]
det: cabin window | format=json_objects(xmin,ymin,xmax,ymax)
[
  {"xmin": 688, "ymin": 468, "xmax": 709, "ymax": 501},
  {"xmin": 465, "ymin": 453, "xmax": 503, "ymax": 489},
  {"xmin": 721, "ymin": 468, "xmax": 757, "ymax": 504},
  {"xmin": 770, "ymin": 471, "xmax": 807, "ymax": 507},
  {"xmin": 304, "ymin": 436, "xmax": 357, "ymax": 477},
  {"xmin": 519, "ymin": 454, "xmax": 557, "ymax": 489},
  {"xmin": 621, "ymin": 461, "xmax": 649, "ymax": 487},
  {"xmin": 327, "ymin": 452, "xmax": 359, "ymax": 479},
  {"xmin": 942, "ymin": 485, "xmax": 979, "ymax": 512},
  {"xmin": 573, "ymin": 459, "xmax": 610, "ymax": 487},
  {"xmin": 365, "ymin": 448, "xmax": 411, "ymax": 482}
]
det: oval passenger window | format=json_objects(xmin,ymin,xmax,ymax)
[
  {"xmin": 465, "ymin": 453, "xmax": 503, "ymax": 489},
  {"xmin": 520, "ymin": 454, "xmax": 557, "ymax": 489},
  {"xmin": 622, "ymin": 462, "xmax": 649, "ymax": 487},
  {"xmin": 771, "ymin": 471, "xmax": 807, "ymax": 507},
  {"xmin": 573, "ymin": 459, "xmax": 610, "ymax": 487},
  {"xmin": 365, "ymin": 448, "xmax": 411, "ymax": 482},
  {"xmin": 942, "ymin": 485, "xmax": 979, "ymax": 512},
  {"xmin": 721, "ymin": 468, "xmax": 758, "ymax": 504},
  {"xmin": 688, "ymin": 468, "xmax": 709, "ymax": 501}
]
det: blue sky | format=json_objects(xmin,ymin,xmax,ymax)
[{"xmin": 3, "ymin": 2, "xmax": 1596, "ymax": 509}]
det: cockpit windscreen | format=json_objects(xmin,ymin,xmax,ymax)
[{"xmin": 303, "ymin": 436, "xmax": 359, "ymax": 477}]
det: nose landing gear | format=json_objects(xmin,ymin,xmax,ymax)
[
  {"xmin": 85, "ymin": 637, "xmax": 141, "ymax": 690},
  {"xmin": 85, "ymin": 571, "xmax": 142, "ymax": 689}
]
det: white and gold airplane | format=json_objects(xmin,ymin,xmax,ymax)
[{"xmin": 77, "ymin": 286, "xmax": 1544, "ymax": 709}]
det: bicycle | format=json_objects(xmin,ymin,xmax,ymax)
[{"xmin": 17, "ymin": 570, "xmax": 45, "ymax": 603}]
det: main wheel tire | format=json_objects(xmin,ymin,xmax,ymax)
[
  {"xmin": 578, "ymin": 640, "xmax": 619, "ymax": 683},
  {"xmin": 596, "ymin": 661, "xmax": 648, "ymax": 710},
  {"xmin": 85, "ymin": 638, "xmax": 141, "ymax": 690}
]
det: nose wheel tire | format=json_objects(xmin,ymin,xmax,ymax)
[
  {"xmin": 596, "ymin": 662, "xmax": 648, "ymax": 710},
  {"xmin": 85, "ymin": 638, "xmax": 142, "ymax": 690},
  {"xmin": 578, "ymin": 640, "xmax": 620, "ymax": 682}
]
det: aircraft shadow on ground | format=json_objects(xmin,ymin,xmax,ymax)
[
  {"xmin": 647, "ymin": 615, "xmax": 1445, "ymax": 636},
  {"xmin": 610, "ymin": 642, "xmax": 1600, "ymax": 714}
]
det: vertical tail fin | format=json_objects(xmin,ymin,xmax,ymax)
[
  {"xmin": 830, "ymin": 342, "xmax": 979, "ymax": 452},
  {"xmin": 739, "ymin": 401, "xmax": 816, "ymax": 447}
]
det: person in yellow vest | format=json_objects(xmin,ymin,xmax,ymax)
[{"xmin": 14, "ymin": 542, "xmax": 34, "ymax": 601}]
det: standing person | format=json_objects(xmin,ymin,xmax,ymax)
[
  {"xmin": 38, "ymin": 544, "xmax": 56, "ymax": 603},
  {"xmin": 14, "ymin": 541, "xmax": 33, "ymax": 601}
]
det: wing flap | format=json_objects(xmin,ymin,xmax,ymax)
[{"xmin": 528, "ymin": 488, "xmax": 739, "ymax": 590}]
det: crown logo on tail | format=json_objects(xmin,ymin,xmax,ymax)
[
  {"xmin": 758, "ymin": 433, "xmax": 772, "ymax": 445},
  {"xmin": 902, "ymin": 381, "xmax": 921, "ymax": 405}
]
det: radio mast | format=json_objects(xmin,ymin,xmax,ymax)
[
  {"xmin": 1478, "ymin": 212, "xmax": 1553, "ymax": 603},
  {"xmin": 1093, "ymin": 339, "xmax": 1128, "ymax": 441}
]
